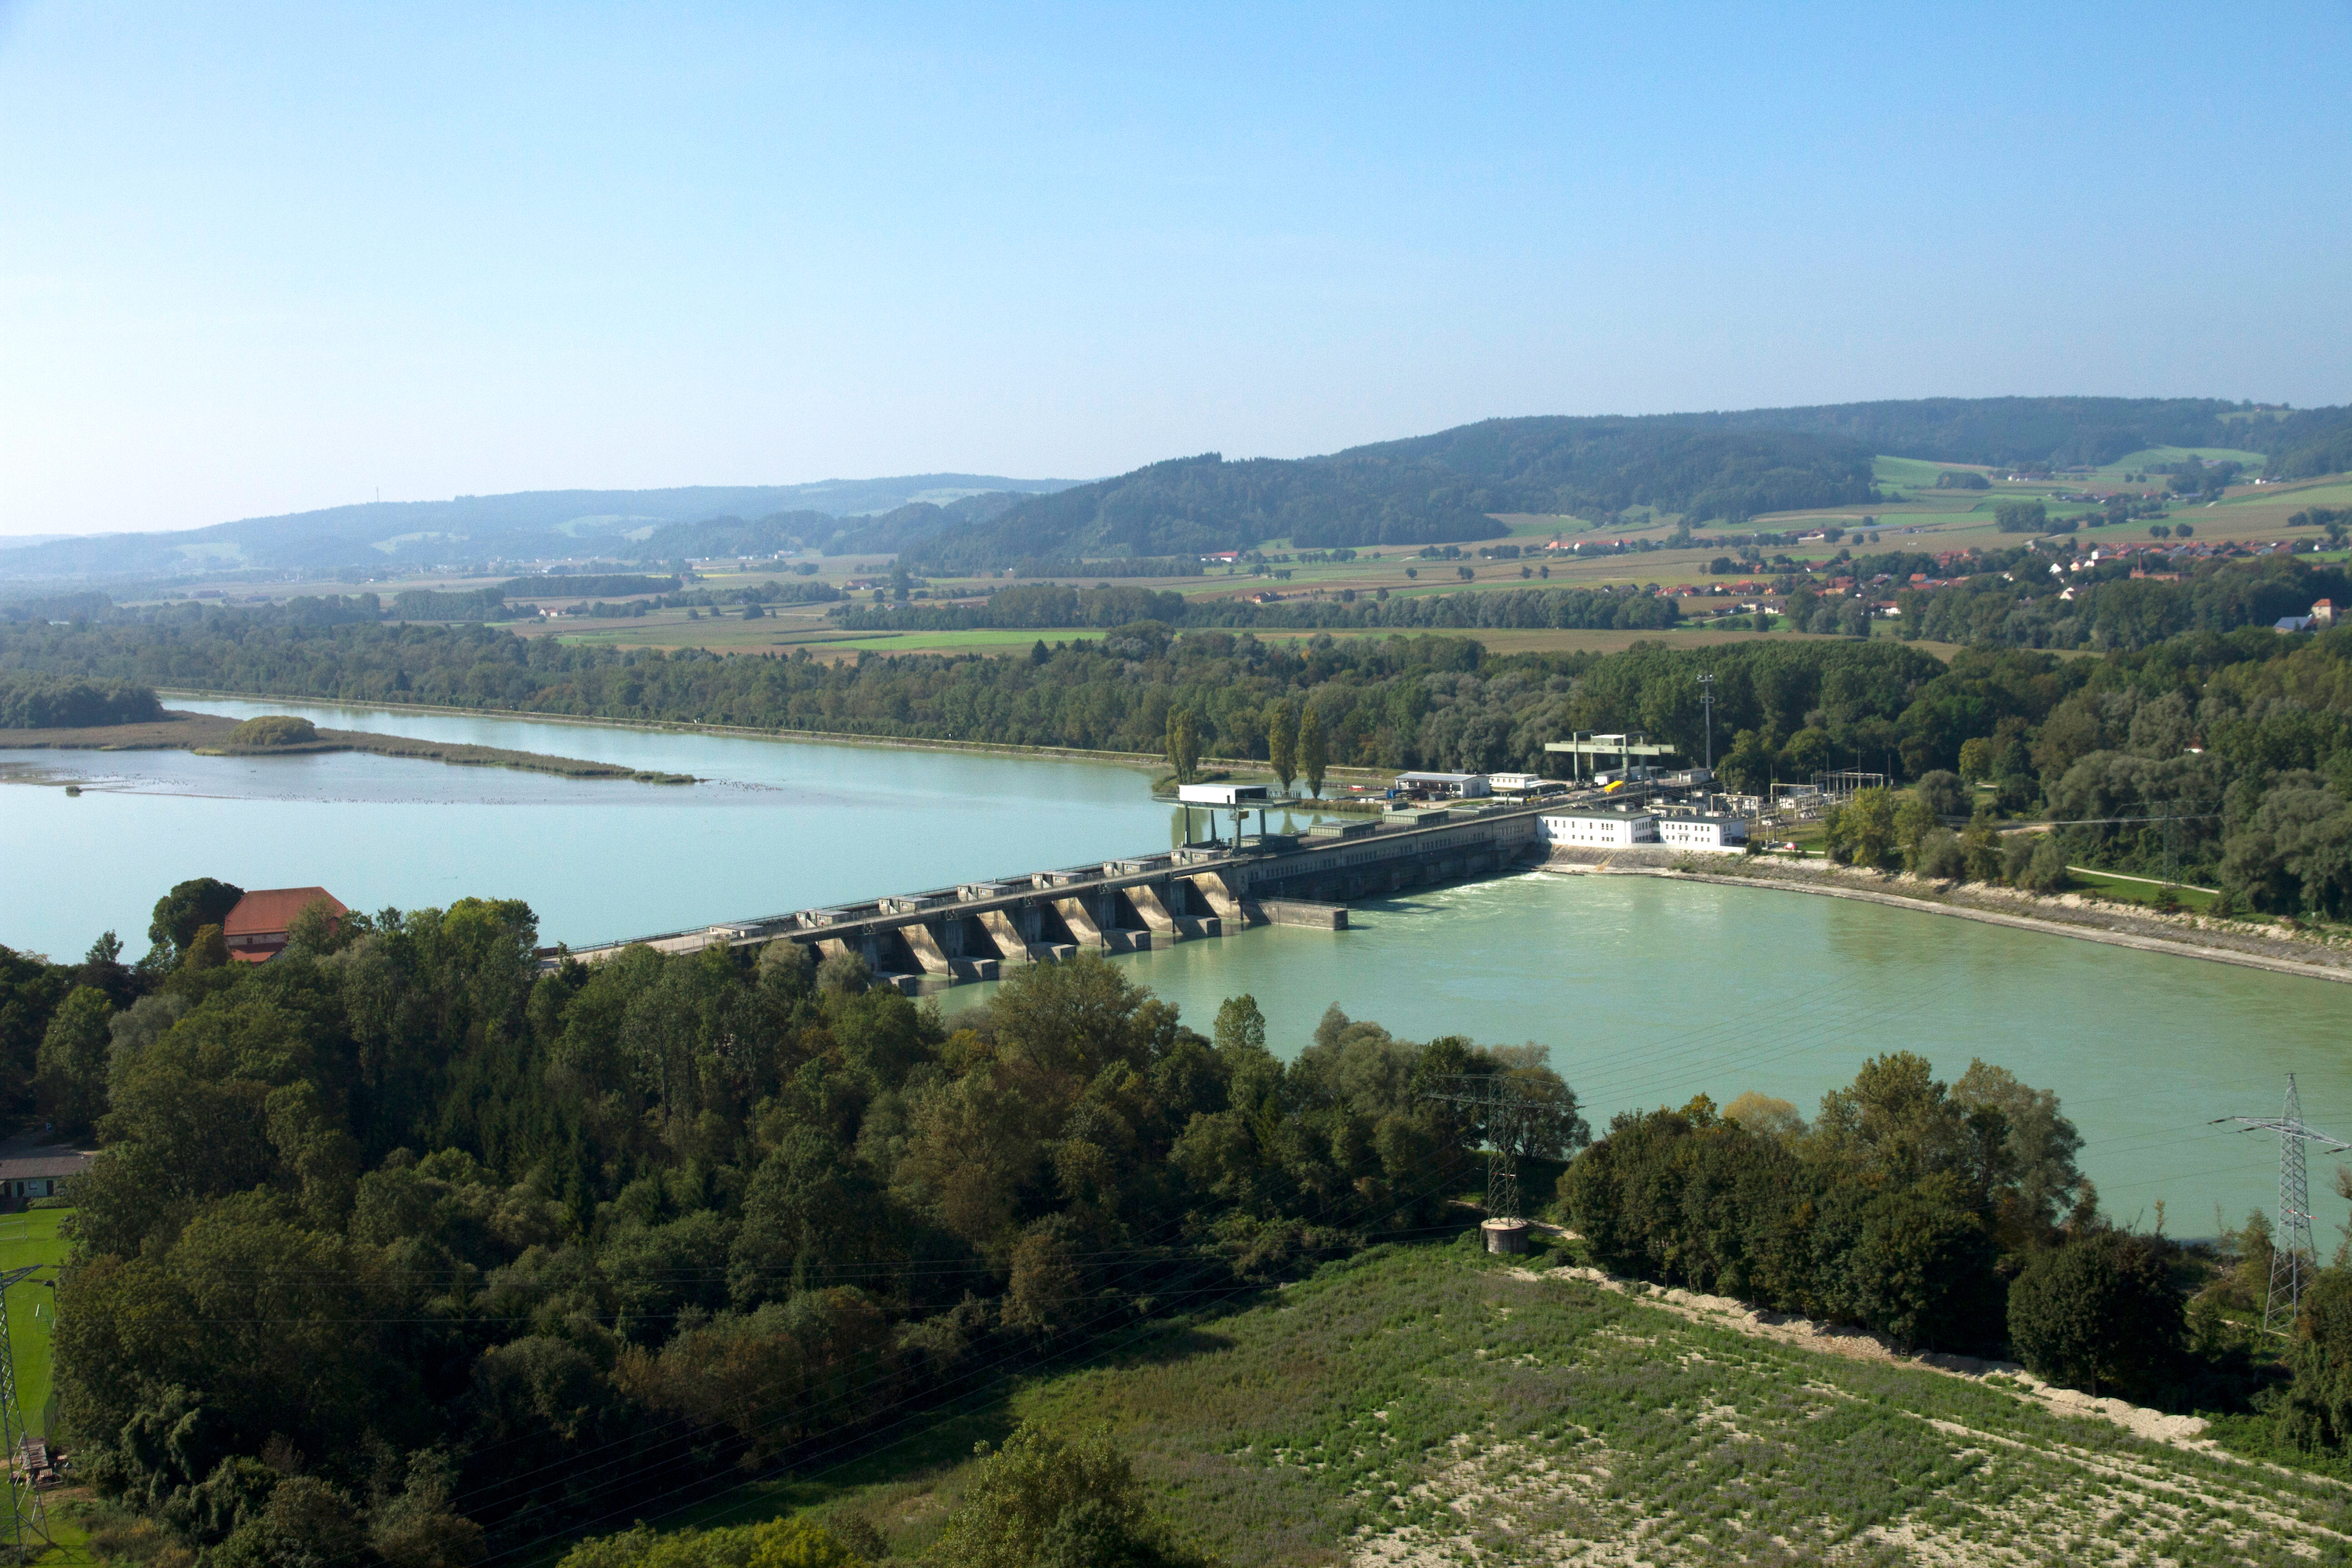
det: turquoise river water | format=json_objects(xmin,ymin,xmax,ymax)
[{"xmin": 2, "ymin": 695, "xmax": 2340, "ymax": 1233}]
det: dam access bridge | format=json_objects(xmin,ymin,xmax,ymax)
[{"xmin": 551, "ymin": 796, "xmax": 1566, "ymax": 993}]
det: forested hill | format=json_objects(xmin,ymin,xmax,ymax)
[
  {"xmin": 1680, "ymin": 397, "xmax": 2352, "ymax": 470},
  {"xmin": 0, "ymin": 475, "xmax": 1082, "ymax": 581},
  {"xmin": 909, "ymin": 419, "xmax": 1882, "ymax": 570}
]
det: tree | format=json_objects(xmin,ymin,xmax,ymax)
[
  {"xmin": 1915, "ymin": 769, "xmax": 1968, "ymax": 818},
  {"xmin": 1957, "ymin": 737, "xmax": 1994, "ymax": 782},
  {"xmin": 36, "ymin": 985, "xmax": 111, "ymax": 1134},
  {"xmin": 1825, "ymin": 787, "xmax": 1899, "ymax": 868},
  {"xmin": 928, "ymin": 1423, "xmax": 1210, "ymax": 1568},
  {"xmin": 1212, "ymin": 995, "xmax": 1267, "ymax": 1056},
  {"xmin": 1299, "ymin": 706, "xmax": 1328, "ymax": 799},
  {"xmin": 1165, "ymin": 708, "xmax": 1201, "ymax": 785},
  {"xmin": 1995, "ymin": 501, "xmax": 2049, "ymax": 534},
  {"xmin": 1717, "ymin": 728, "xmax": 1775, "ymax": 797},
  {"xmin": 1265, "ymin": 700, "xmax": 1298, "ymax": 796},
  {"xmin": 2007, "ymin": 1232, "xmax": 2183, "ymax": 1398},
  {"xmin": 1959, "ymin": 807, "xmax": 2004, "ymax": 884},
  {"xmin": 1893, "ymin": 793, "xmax": 1938, "ymax": 866},
  {"xmin": 147, "ymin": 879, "xmax": 244, "ymax": 966}
]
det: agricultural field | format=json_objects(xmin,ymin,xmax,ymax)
[{"xmin": 630, "ymin": 1239, "xmax": 2352, "ymax": 1565}]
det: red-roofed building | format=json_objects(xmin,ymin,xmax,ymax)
[{"xmin": 223, "ymin": 887, "xmax": 347, "ymax": 964}]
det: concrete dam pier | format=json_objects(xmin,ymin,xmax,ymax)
[{"xmin": 556, "ymin": 799, "xmax": 1552, "ymax": 993}]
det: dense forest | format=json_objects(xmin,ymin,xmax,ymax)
[
  {"xmin": 906, "ymin": 421, "xmax": 1881, "ymax": 570},
  {"xmin": 0, "ymin": 672, "xmax": 160, "ymax": 729},
  {"xmin": 1682, "ymin": 396, "xmax": 2352, "ymax": 471},
  {"xmin": 27, "ymin": 899, "xmax": 1559, "ymax": 1561},
  {"xmin": 827, "ymin": 583, "xmax": 1682, "ymax": 636}
]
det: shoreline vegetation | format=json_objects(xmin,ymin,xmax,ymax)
[{"xmin": 1, "ymin": 707, "xmax": 696, "ymax": 784}]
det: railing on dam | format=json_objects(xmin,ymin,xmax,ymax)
[{"xmin": 546, "ymin": 796, "xmax": 1570, "ymax": 993}]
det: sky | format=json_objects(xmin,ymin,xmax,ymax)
[{"xmin": 2, "ymin": 3, "xmax": 2348, "ymax": 538}]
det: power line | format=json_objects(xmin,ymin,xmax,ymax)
[{"xmin": 2220, "ymin": 1074, "xmax": 2349, "ymax": 1338}]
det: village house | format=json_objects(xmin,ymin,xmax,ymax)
[
  {"xmin": 223, "ymin": 886, "xmax": 347, "ymax": 964},
  {"xmin": 0, "ymin": 1143, "xmax": 90, "ymax": 1211}
]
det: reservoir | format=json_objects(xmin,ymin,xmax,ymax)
[{"xmin": 2, "ymin": 695, "xmax": 2339, "ymax": 1232}]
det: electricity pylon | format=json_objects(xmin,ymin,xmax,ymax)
[
  {"xmin": 2228, "ymin": 1076, "xmax": 2350, "ymax": 1338},
  {"xmin": 0, "ymin": 1265, "xmax": 52, "ymax": 1554},
  {"xmin": 1424, "ymin": 1073, "xmax": 1563, "ymax": 1223}
]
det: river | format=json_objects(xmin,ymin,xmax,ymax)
[{"xmin": 1, "ymin": 696, "xmax": 2339, "ymax": 1232}]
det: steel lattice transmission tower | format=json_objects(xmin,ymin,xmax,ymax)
[
  {"xmin": 2229, "ymin": 1076, "xmax": 2350, "ymax": 1338},
  {"xmin": 0, "ymin": 1265, "xmax": 52, "ymax": 1555},
  {"xmin": 1425, "ymin": 1073, "xmax": 1588, "ymax": 1224}
]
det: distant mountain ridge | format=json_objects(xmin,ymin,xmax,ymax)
[
  {"xmin": 6, "ymin": 396, "xmax": 2347, "ymax": 583},
  {"xmin": 898, "ymin": 398, "xmax": 2352, "ymax": 570},
  {"xmin": 0, "ymin": 475, "xmax": 1082, "ymax": 581}
]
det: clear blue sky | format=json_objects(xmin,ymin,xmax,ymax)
[{"xmin": 2, "ymin": 2, "xmax": 2347, "ymax": 535}]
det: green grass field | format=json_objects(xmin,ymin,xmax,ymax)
[
  {"xmin": 2064, "ymin": 867, "xmax": 2221, "ymax": 913},
  {"xmin": 0, "ymin": 1209, "xmax": 69, "ymax": 1435},
  {"xmin": 583, "ymin": 1238, "xmax": 2352, "ymax": 1565}
]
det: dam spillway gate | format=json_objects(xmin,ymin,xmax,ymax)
[{"xmin": 554, "ymin": 800, "xmax": 1553, "ymax": 993}]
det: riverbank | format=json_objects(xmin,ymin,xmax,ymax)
[
  {"xmin": 149, "ymin": 685, "xmax": 1401, "ymax": 789},
  {"xmin": 2, "ymin": 710, "xmax": 695, "ymax": 783},
  {"xmin": 1545, "ymin": 846, "xmax": 2352, "ymax": 985}
]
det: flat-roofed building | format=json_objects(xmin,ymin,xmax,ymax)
[
  {"xmin": 1177, "ymin": 783, "xmax": 1271, "ymax": 805},
  {"xmin": 1395, "ymin": 771, "xmax": 1490, "ymax": 800},
  {"xmin": 223, "ymin": 886, "xmax": 347, "ymax": 964},
  {"xmin": 1540, "ymin": 812, "xmax": 1658, "ymax": 847},
  {"xmin": 1655, "ymin": 815, "xmax": 1748, "ymax": 849}
]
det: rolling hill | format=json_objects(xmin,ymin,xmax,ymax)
[{"xmin": 0, "ymin": 475, "xmax": 1081, "ymax": 582}]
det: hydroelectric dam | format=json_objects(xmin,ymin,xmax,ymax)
[{"xmin": 550, "ymin": 797, "xmax": 1560, "ymax": 992}]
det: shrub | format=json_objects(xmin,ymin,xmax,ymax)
[
  {"xmin": 227, "ymin": 715, "xmax": 319, "ymax": 747},
  {"xmin": 556, "ymin": 1516, "xmax": 868, "ymax": 1568},
  {"xmin": 2006, "ymin": 1232, "xmax": 2183, "ymax": 1398},
  {"xmin": 1915, "ymin": 769, "xmax": 1969, "ymax": 818},
  {"xmin": 927, "ymin": 1422, "xmax": 1212, "ymax": 1568},
  {"xmin": 1912, "ymin": 827, "xmax": 1966, "ymax": 880}
]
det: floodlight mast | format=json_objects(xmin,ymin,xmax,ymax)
[{"xmin": 2224, "ymin": 1075, "xmax": 2351, "ymax": 1338}]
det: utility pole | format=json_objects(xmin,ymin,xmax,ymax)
[
  {"xmin": 2226, "ymin": 1076, "xmax": 2350, "ymax": 1338},
  {"xmin": 0, "ymin": 1265, "xmax": 51, "ymax": 1554},
  {"xmin": 1698, "ymin": 672, "xmax": 1715, "ymax": 771}
]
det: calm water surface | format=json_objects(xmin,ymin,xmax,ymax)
[{"xmin": 2, "ymin": 697, "xmax": 2341, "ymax": 1232}]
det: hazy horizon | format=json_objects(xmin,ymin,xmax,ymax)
[{"xmin": 3, "ymin": 2, "xmax": 2347, "ymax": 538}]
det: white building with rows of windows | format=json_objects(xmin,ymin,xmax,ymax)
[
  {"xmin": 1539, "ymin": 812, "xmax": 1658, "ymax": 847},
  {"xmin": 1540, "ymin": 811, "xmax": 1749, "ymax": 850},
  {"xmin": 1654, "ymin": 814, "xmax": 1748, "ymax": 849}
]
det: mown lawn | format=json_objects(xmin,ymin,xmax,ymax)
[
  {"xmin": 2066, "ymin": 867, "xmax": 2221, "ymax": 913},
  {"xmin": 632, "ymin": 1238, "xmax": 2352, "ymax": 1565},
  {"xmin": 0, "ymin": 1208, "xmax": 71, "ymax": 1434}
]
